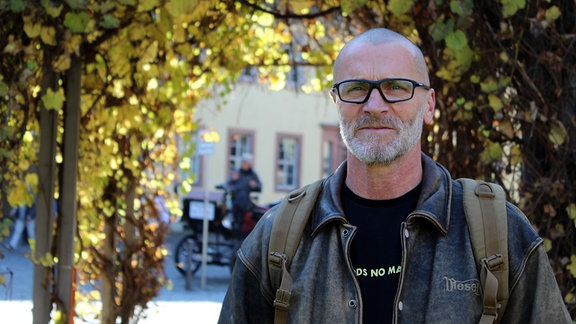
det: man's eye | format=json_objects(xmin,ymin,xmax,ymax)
[{"xmin": 383, "ymin": 81, "xmax": 409, "ymax": 91}]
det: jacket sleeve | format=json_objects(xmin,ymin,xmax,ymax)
[
  {"xmin": 249, "ymin": 171, "xmax": 262, "ymax": 193},
  {"xmin": 501, "ymin": 242, "xmax": 572, "ymax": 323},
  {"xmin": 218, "ymin": 214, "xmax": 276, "ymax": 323}
]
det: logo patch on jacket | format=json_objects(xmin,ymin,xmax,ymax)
[{"xmin": 442, "ymin": 277, "xmax": 480, "ymax": 296}]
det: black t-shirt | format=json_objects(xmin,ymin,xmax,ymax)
[{"xmin": 343, "ymin": 183, "xmax": 421, "ymax": 324}]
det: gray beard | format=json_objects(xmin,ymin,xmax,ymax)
[{"xmin": 339, "ymin": 107, "xmax": 424, "ymax": 166}]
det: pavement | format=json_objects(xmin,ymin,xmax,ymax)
[{"xmin": 0, "ymin": 231, "xmax": 230, "ymax": 323}]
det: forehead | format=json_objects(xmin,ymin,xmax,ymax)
[{"xmin": 334, "ymin": 41, "xmax": 420, "ymax": 82}]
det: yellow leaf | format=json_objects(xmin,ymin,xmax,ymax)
[
  {"xmin": 545, "ymin": 6, "xmax": 561, "ymax": 21},
  {"xmin": 510, "ymin": 145, "xmax": 522, "ymax": 165},
  {"xmin": 480, "ymin": 141, "xmax": 503, "ymax": 163},
  {"xmin": 165, "ymin": 0, "xmax": 198, "ymax": 16},
  {"xmin": 543, "ymin": 238, "xmax": 552, "ymax": 252},
  {"xmin": 567, "ymin": 203, "xmax": 576, "ymax": 230},
  {"xmin": 25, "ymin": 173, "xmax": 39, "ymax": 193},
  {"xmin": 567, "ymin": 203, "xmax": 576, "ymax": 220},
  {"xmin": 498, "ymin": 119, "xmax": 514, "ymax": 138},
  {"xmin": 488, "ymin": 94, "xmax": 503, "ymax": 112},
  {"xmin": 137, "ymin": 0, "xmax": 160, "ymax": 12},
  {"xmin": 40, "ymin": 26, "xmax": 57, "ymax": 46},
  {"xmin": 23, "ymin": 18, "xmax": 41, "ymax": 38},
  {"xmin": 41, "ymin": 0, "xmax": 64, "ymax": 17},
  {"xmin": 565, "ymin": 292, "xmax": 575, "ymax": 304},
  {"xmin": 548, "ymin": 120, "xmax": 567, "ymax": 146},
  {"xmin": 41, "ymin": 88, "xmax": 65, "ymax": 111},
  {"xmin": 53, "ymin": 54, "xmax": 71, "ymax": 72},
  {"xmin": 567, "ymin": 254, "xmax": 576, "ymax": 278}
]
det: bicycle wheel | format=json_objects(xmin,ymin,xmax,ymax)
[{"xmin": 174, "ymin": 234, "xmax": 202, "ymax": 276}]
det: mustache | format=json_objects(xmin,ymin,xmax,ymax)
[{"xmin": 349, "ymin": 115, "xmax": 401, "ymax": 131}]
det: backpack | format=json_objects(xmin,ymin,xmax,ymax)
[{"xmin": 267, "ymin": 178, "xmax": 509, "ymax": 324}]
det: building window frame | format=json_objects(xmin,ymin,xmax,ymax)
[
  {"xmin": 227, "ymin": 128, "xmax": 256, "ymax": 176},
  {"xmin": 275, "ymin": 133, "xmax": 301, "ymax": 192}
]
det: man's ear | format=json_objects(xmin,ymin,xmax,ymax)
[
  {"xmin": 423, "ymin": 88, "xmax": 436, "ymax": 124},
  {"xmin": 330, "ymin": 89, "xmax": 337, "ymax": 103}
]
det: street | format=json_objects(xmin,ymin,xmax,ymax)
[{"xmin": 0, "ymin": 232, "xmax": 229, "ymax": 323}]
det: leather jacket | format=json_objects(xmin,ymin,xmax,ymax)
[{"xmin": 218, "ymin": 153, "xmax": 571, "ymax": 323}]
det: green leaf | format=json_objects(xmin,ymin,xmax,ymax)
[
  {"xmin": 501, "ymin": 0, "xmax": 525, "ymax": 18},
  {"xmin": 101, "ymin": 14, "xmax": 119, "ymax": 29},
  {"xmin": 430, "ymin": 20, "xmax": 455, "ymax": 42},
  {"xmin": 481, "ymin": 141, "xmax": 503, "ymax": 163},
  {"xmin": 450, "ymin": 0, "xmax": 474, "ymax": 15},
  {"xmin": 64, "ymin": 11, "xmax": 91, "ymax": 33},
  {"xmin": 9, "ymin": 0, "xmax": 25, "ymax": 12},
  {"xmin": 0, "ymin": 80, "xmax": 8, "ymax": 97},
  {"xmin": 65, "ymin": 0, "xmax": 89, "ymax": 9},
  {"xmin": 387, "ymin": 0, "xmax": 412, "ymax": 16},
  {"xmin": 340, "ymin": 0, "xmax": 369, "ymax": 16},
  {"xmin": 41, "ymin": 88, "xmax": 65, "ymax": 110},
  {"xmin": 454, "ymin": 45, "xmax": 473, "ymax": 70},
  {"xmin": 480, "ymin": 77, "xmax": 498, "ymax": 93},
  {"xmin": 445, "ymin": 30, "xmax": 467, "ymax": 51}
]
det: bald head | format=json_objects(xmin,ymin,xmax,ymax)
[{"xmin": 333, "ymin": 28, "xmax": 430, "ymax": 84}]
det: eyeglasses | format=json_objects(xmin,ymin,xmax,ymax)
[{"xmin": 331, "ymin": 78, "xmax": 431, "ymax": 104}]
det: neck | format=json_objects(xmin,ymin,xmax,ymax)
[{"xmin": 345, "ymin": 148, "xmax": 423, "ymax": 200}]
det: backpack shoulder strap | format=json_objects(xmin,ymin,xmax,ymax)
[
  {"xmin": 268, "ymin": 179, "xmax": 323, "ymax": 324},
  {"xmin": 458, "ymin": 178, "xmax": 509, "ymax": 324}
]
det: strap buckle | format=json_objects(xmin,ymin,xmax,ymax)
[
  {"xmin": 475, "ymin": 183, "xmax": 496, "ymax": 199},
  {"xmin": 269, "ymin": 251, "xmax": 286, "ymax": 269},
  {"xmin": 482, "ymin": 253, "xmax": 504, "ymax": 271},
  {"xmin": 273, "ymin": 288, "xmax": 292, "ymax": 311}
]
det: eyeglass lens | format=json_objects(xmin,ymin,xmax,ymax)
[{"xmin": 338, "ymin": 79, "xmax": 415, "ymax": 103}]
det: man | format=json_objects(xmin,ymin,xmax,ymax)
[
  {"xmin": 218, "ymin": 28, "xmax": 571, "ymax": 323},
  {"xmin": 226, "ymin": 153, "xmax": 262, "ymax": 237}
]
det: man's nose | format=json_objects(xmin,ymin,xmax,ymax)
[{"xmin": 363, "ymin": 88, "xmax": 390, "ymax": 113}]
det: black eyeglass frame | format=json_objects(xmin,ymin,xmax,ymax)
[{"xmin": 331, "ymin": 78, "xmax": 431, "ymax": 104}]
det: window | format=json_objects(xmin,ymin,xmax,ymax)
[
  {"xmin": 276, "ymin": 134, "xmax": 301, "ymax": 191},
  {"xmin": 228, "ymin": 129, "xmax": 255, "ymax": 173}
]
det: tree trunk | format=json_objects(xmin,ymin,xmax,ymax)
[
  {"xmin": 33, "ymin": 53, "xmax": 59, "ymax": 324},
  {"xmin": 101, "ymin": 213, "xmax": 117, "ymax": 324},
  {"xmin": 55, "ymin": 54, "xmax": 81, "ymax": 323},
  {"xmin": 120, "ymin": 177, "xmax": 138, "ymax": 323}
]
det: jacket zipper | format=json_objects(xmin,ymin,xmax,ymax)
[
  {"xmin": 343, "ymin": 223, "xmax": 363, "ymax": 324},
  {"xmin": 392, "ymin": 221, "xmax": 409, "ymax": 324}
]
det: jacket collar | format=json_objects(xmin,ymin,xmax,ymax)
[{"xmin": 311, "ymin": 152, "xmax": 453, "ymax": 237}]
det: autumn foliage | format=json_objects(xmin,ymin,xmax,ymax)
[{"xmin": 0, "ymin": 0, "xmax": 574, "ymax": 321}]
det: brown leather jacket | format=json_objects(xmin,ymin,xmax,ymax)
[{"xmin": 218, "ymin": 153, "xmax": 571, "ymax": 323}]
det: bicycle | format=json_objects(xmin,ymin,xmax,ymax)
[{"xmin": 174, "ymin": 185, "xmax": 270, "ymax": 276}]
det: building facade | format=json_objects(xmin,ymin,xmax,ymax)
[{"xmin": 184, "ymin": 82, "xmax": 346, "ymax": 207}]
